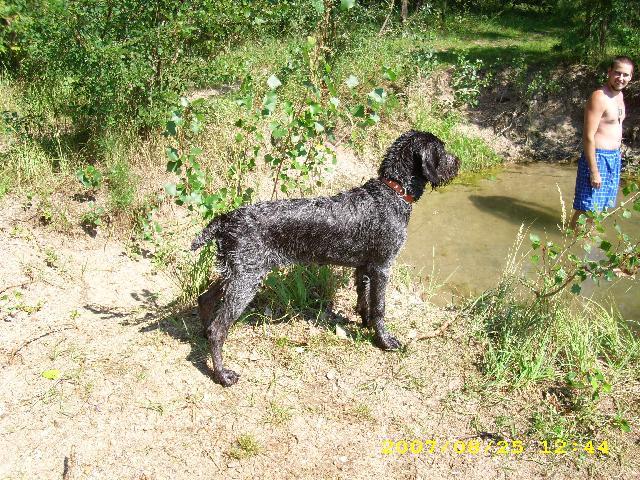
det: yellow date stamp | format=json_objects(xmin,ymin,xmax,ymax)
[{"xmin": 381, "ymin": 439, "xmax": 610, "ymax": 456}]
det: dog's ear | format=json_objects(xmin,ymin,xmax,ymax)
[{"xmin": 419, "ymin": 140, "xmax": 444, "ymax": 185}]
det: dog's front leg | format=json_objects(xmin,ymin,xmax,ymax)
[
  {"xmin": 368, "ymin": 265, "xmax": 402, "ymax": 351},
  {"xmin": 355, "ymin": 266, "xmax": 371, "ymax": 327}
]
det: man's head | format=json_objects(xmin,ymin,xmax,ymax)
[{"xmin": 607, "ymin": 56, "xmax": 634, "ymax": 92}]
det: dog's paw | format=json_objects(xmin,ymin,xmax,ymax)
[
  {"xmin": 375, "ymin": 332, "xmax": 402, "ymax": 351},
  {"xmin": 214, "ymin": 368, "xmax": 240, "ymax": 387}
]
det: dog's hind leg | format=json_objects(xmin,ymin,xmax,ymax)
[
  {"xmin": 368, "ymin": 265, "xmax": 402, "ymax": 351},
  {"xmin": 198, "ymin": 279, "xmax": 224, "ymax": 337},
  {"xmin": 207, "ymin": 269, "xmax": 266, "ymax": 387},
  {"xmin": 355, "ymin": 266, "xmax": 371, "ymax": 328}
]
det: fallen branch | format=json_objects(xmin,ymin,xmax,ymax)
[
  {"xmin": 10, "ymin": 324, "xmax": 77, "ymax": 360},
  {"xmin": 62, "ymin": 446, "xmax": 78, "ymax": 480}
]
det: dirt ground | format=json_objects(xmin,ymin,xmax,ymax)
[{"xmin": 1, "ymin": 193, "xmax": 638, "ymax": 480}]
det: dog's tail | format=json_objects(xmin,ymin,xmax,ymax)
[{"xmin": 191, "ymin": 217, "xmax": 222, "ymax": 251}]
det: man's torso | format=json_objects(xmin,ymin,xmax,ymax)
[{"xmin": 595, "ymin": 88, "xmax": 625, "ymax": 149}]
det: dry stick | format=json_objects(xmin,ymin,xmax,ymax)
[
  {"xmin": 0, "ymin": 281, "xmax": 30, "ymax": 296},
  {"xmin": 62, "ymin": 446, "xmax": 78, "ymax": 480},
  {"xmin": 378, "ymin": 0, "xmax": 395, "ymax": 36},
  {"xmin": 414, "ymin": 295, "xmax": 484, "ymax": 341},
  {"xmin": 10, "ymin": 325, "xmax": 77, "ymax": 360}
]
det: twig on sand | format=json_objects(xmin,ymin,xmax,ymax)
[
  {"xmin": 10, "ymin": 324, "xmax": 77, "ymax": 361},
  {"xmin": 62, "ymin": 446, "xmax": 78, "ymax": 480}
]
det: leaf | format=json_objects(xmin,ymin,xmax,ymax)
[
  {"xmin": 622, "ymin": 182, "xmax": 638, "ymax": 195},
  {"xmin": 189, "ymin": 119, "xmax": 203, "ymax": 135},
  {"xmin": 164, "ymin": 183, "xmax": 178, "ymax": 196},
  {"xmin": 166, "ymin": 160, "xmax": 182, "ymax": 174},
  {"xmin": 616, "ymin": 419, "xmax": 631, "ymax": 432},
  {"xmin": 351, "ymin": 104, "xmax": 365, "ymax": 117},
  {"xmin": 529, "ymin": 233, "xmax": 540, "ymax": 249},
  {"xmin": 340, "ymin": 0, "xmax": 356, "ymax": 9},
  {"xmin": 345, "ymin": 75, "xmax": 359, "ymax": 89},
  {"xmin": 166, "ymin": 147, "xmax": 179, "ymax": 162},
  {"xmin": 165, "ymin": 120, "xmax": 177, "ymax": 137},
  {"xmin": 262, "ymin": 91, "xmax": 278, "ymax": 115},
  {"xmin": 599, "ymin": 240, "xmax": 612, "ymax": 252},
  {"xmin": 311, "ymin": 0, "xmax": 324, "ymax": 14},
  {"xmin": 368, "ymin": 88, "xmax": 387, "ymax": 105},
  {"xmin": 570, "ymin": 283, "xmax": 582, "ymax": 295},
  {"xmin": 267, "ymin": 74, "xmax": 282, "ymax": 90},
  {"xmin": 41, "ymin": 369, "xmax": 60, "ymax": 380},
  {"xmin": 554, "ymin": 267, "xmax": 567, "ymax": 284},
  {"xmin": 382, "ymin": 65, "xmax": 398, "ymax": 81},
  {"xmin": 308, "ymin": 103, "xmax": 322, "ymax": 115},
  {"xmin": 270, "ymin": 125, "xmax": 287, "ymax": 139}
]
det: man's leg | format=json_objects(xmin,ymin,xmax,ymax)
[{"xmin": 570, "ymin": 209, "xmax": 587, "ymax": 231}]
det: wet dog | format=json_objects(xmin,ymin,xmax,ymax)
[{"xmin": 191, "ymin": 130, "xmax": 460, "ymax": 386}]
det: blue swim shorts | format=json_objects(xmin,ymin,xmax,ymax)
[{"xmin": 572, "ymin": 149, "xmax": 621, "ymax": 212}]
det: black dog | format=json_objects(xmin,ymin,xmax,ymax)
[{"xmin": 191, "ymin": 130, "xmax": 460, "ymax": 386}]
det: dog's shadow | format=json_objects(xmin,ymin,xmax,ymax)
[{"xmin": 136, "ymin": 265, "xmax": 363, "ymax": 380}]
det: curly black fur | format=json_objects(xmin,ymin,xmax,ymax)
[{"xmin": 191, "ymin": 130, "xmax": 460, "ymax": 386}]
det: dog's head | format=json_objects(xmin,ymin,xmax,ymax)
[
  {"xmin": 412, "ymin": 131, "xmax": 460, "ymax": 188},
  {"xmin": 378, "ymin": 130, "xmax": 460, "ymax": 198}
]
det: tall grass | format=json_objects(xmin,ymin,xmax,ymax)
[{"xmin": 468, "ymin": 227, "xmax": 640, "ymax": 436}]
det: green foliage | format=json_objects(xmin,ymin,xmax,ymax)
[
  {"xmin": 259, "ymin": 265, "xmax": 350, "ymax": 320},
  {"xmin": 414, "ymin": 104, "xmax": 501, "ymax": 172},
  {"xmin": 451, "ymin": 54, "xmax": 492, "ymax": 107},
  {"xmin": 76, "ymin": 165, "xmax": 102, "ymax": 190},
  {"xmin": 411, "ymin": 47, "xmax": 440, "ymax": 78},
  {"xmin": 106, "ymin": 160, "xmax": 137, "ymax": 212},
  {"xmin": 228, "ymin": 433, "xmax": 261, "ymax": 460},
  {"xmin": 164, "ymin": 97, "xmax": 253, "ymax": 220},
  {"xmin": 471, "ymin": 185, "xmax": 640, "ymax": 434},
  {"xmin": 81, "ymin": 201, "xmax": 105, "ymax": 231},
  {"xmin": 525, "ymin": 183, "xmax": 640, "ymax": 299}
]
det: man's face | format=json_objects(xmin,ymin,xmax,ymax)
[{"xmin": 607, "ymin": 62, "xmax": 633, "ymax": 91}]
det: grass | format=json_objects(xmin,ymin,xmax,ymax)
[
  {"xmin": 228, "ymin": 434, "xmax": 261, "ymax": 460},
  {"xmin": 467, "ymin": 263, "xmax": 640, "ymax": 440}
]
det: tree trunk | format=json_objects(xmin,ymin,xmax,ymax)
[{"xmin": 401, "ymin": 0, "xmax": 408, "ymax": 22}]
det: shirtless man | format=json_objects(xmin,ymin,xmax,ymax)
[{"xmin": 570, "ymin": 56, "xmax": 634, "ymax": 230}]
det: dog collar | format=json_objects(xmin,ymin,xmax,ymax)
[{"xmin": 380, "ymin": 178, "xmax": 415, "ymax": 204}]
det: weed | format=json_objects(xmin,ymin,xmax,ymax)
[
  {"xmin": 451, "ymin": 54, "xmax": 492, "ymax": 108},
  {"xmin": 259, "ymin": 265, "xmax": 350, "ymax": 321},
  {"xmin": 228, "ymin": 434, "xmax": 261, "ymax": 460},
  {"xmin": 0, "ymin": 289, "xmax": 43, "ymax": 318},
  {"xmin": 44, "ymin": 247, "xmax": 59, "ymax": 268},
  {"xmin": 264, "ymin": 401, "xmax": 293, "ymax": 426},
  {"xmin": 75, "ymin": 165, "xmax": 103, "ymax": 191},
  {"xmin": 106, "ymin": 158, "xmax": 137, "ymax": 212},
  {"xmin": 351, "ymin": 403, "xmax": 375, "ymax": 422},
  {"xmin": 81, "ymin": 201, "xmax": 106, "ymax": 234}
]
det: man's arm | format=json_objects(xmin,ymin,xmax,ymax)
[{"xmin": 583, "ymin": 90, "xmax": 606, "ymax": 188}]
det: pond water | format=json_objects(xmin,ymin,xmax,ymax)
[{"xmin": 401, "ymin": 162, "xmax": 640, "ymax": 321}]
